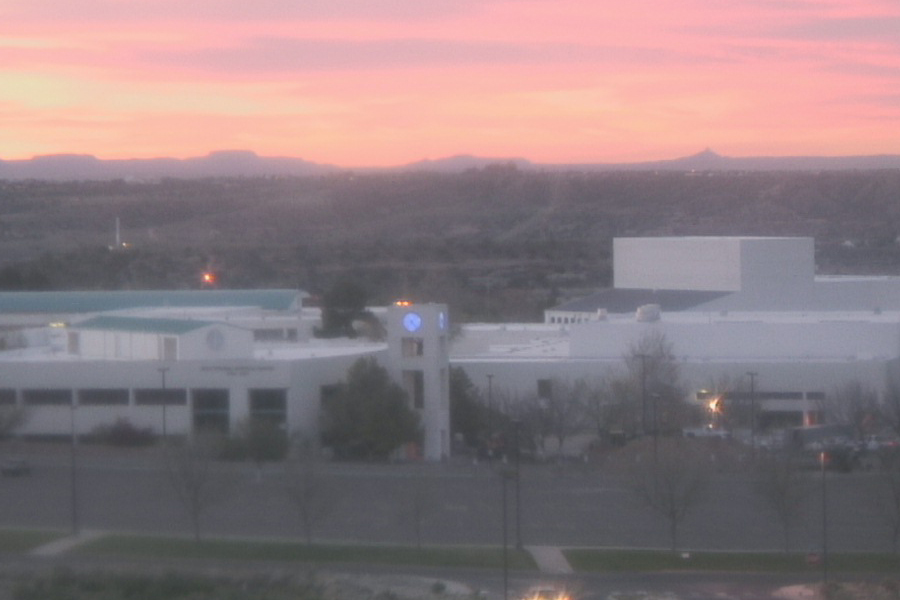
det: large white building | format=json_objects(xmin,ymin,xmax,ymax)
[{"xmin": 2, "ymin": 237, "xmax": 900, "ymax": 456}]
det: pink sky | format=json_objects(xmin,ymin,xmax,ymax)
[{"xmin": 1, "ymin": 0, "xmax": 898, "ymax": 167}]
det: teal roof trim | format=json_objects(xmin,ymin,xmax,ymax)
[
  {"xmin": 0, "ymin": 289, "xmax": 302, "ymax": 314},
  {"xmin": 75, "ymin": 315, "xmax": 215, "ymax": 335}
]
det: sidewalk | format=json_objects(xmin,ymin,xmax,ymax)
[
  {"xmin": 30, "ymin": 530, "xmax": 104, "ymax": 558},
  {"xmin": 524, "ymin": 546, "xmax": 573, "ymax": 574}
]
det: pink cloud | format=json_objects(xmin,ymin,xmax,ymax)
[{"xmin": 0, "ymin": 0, "xmax": 898, "ymax": 164}]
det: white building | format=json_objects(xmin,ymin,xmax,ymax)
[{"xmin": 3, "ymin": 237, "xmax": 900, "ymax": 455}]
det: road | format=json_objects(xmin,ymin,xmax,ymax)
[{"xmin": 0, "ymin": 443, "xmax": 895, "ymax": 553}]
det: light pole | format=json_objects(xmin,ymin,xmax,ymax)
[
  {"xmin": 637, "ymin": 354, "xmax": 649, "ymax": 436},
  {"xmin": 158, "ymin": 366, "xmax": 170, "ymax": 440},
  {"xmin": 500, "ymin": 467, "xmax": 509, "ymax": 600},
  {"xmin": 70, "ymin": 394, "xmax": 79, "ymax": 534},
  {"xmin": 487, "ymin": 374, "xmax": 494, "ymax": 465},
  {"xmin": 821, "ymin": 450, "xmax": 829, "ymax": 584},
  {"xmin": 747, "ymin": 371, "xmax": 758, "ymax": 457},
  {"xmin": 513, "ymin": 418, "xmax": 522, "ymax": 550},
  {"xmin": 650, "ymin": 392, "xmax": 660, "ymax": 464}
]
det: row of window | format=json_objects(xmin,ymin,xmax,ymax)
[{"xmin": 0, "ymin": 387, "xmax": 289, "ymax": 412}]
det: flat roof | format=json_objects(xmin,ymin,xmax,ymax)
[
  {"xmin": 0, "ymin": 289, "xmax": 304, "ymax": 314},
  {"xmin": 74, "ymin": 315, "xmax": 217, "ymax": 335}
]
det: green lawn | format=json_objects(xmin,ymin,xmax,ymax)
[
  {"xmin": 564, "ymin": 548, "xmax": 900, "ymax": 573},
  {"xmin": 74, "ymin": 534, "xmax": 538, "ymax": 570}
]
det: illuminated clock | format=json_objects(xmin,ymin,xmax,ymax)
[{"xmin": 403, "ymin": 312, "xmax": 422, "ymax": 332}]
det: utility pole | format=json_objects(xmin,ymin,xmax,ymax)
[
  {"xmin": 637, "ymin": 354, "xmax": 649, "ymax": 436},
  {"xmin": 747, "ymin": 371, "xmax": 758, "ymax": 455},
  {"xmin": 487, "ymin": 374, "xmax": 494, "ymax": 465},
  {"xmin": 158, "ymin": 366, "xmax": 170, "ymax": 440}
]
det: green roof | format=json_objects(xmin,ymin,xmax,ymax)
[
  {"xmin": 75, "ymin": 315, "xmax": 216, "ymax": 335},
  {"xmin": 0, "ymin": 289, "xmax": 302, "ymax": 314}
]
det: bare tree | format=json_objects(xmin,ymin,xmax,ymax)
[
  {"xmin": 540, "ymin": 378, "xmax": 588, "ymax": 457},
  {"xmin": 624, "ymin": 331, "xmax": 688, "ymax": 437},
  {"xmin": 164, "ymin": 432, "xmax": 233, "ymax": 543},
  {"xmin": 581, "ymin": 375, "xmax": 623, "ymax": 437},
  {"xmin": 629, "ymin": 438, "xmax": 713, "ymax": 551},
  {"xmin": 826, "ymin": 380, "xmax": 880, "ymax": 437},
  {"xmin": 753, "ymin": 451, "xmax": 814, "ymax": 553},
  {"xmin": 282, "ymin": 438, "xmax": 334, "ymax": 545}
]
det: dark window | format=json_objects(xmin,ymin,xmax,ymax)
[
  {"xmin": 192, "ymin": 389, "xmax": 229, "ymax": 434},
  {"xmin": 79, "ymin": 389, "xmax": 129, "ymax": 406},
  {"xmin": 135, "ymin": 388, "xmax": 187, "ymax": 406},
  {"xmin": 0, "ymin": 389, "xmax": 15, "ymax": 406},
  {"xmin": 402, "ymin": 337, "xmax": 424, "ymax": 357},
  {"xmin": 404, "ymin": 370, "xmax": 425, "ymax": 409},
  {"xmin": 23, "ymin": 389, "xmax": 72, "ymax": 406},
  {"xmin": 250, "ymin": 389, "xmax": 287, "ymax": 426}
]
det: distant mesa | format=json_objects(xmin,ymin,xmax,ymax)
[{"xmin": 0, "ymin": 148, "xmax": 899, "ymax": 181}]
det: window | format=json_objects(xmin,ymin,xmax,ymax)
[
  {"xmin": 402, "ymin": 337, "xmax": 424, "ymax": 357},
  {"xmin": 23, "ymin": 389, "xmax": 72, "ymax": 406},
  {"xmin": 79, "ymin": 389, "xmax": 129, "ymax": 406},
  {"xmin": 0, "ymin": 389, "xmax": 15, "ymax": 406},
  {"xmin": 192, "ymin": 389, "xmax": 230, "ymax": 434},
  {"xmin": 135, "ymin": 388, "xmax": 187, "ymax": 406},
  {"xmin": 249, "ymin": 389, "xmax": 287, "ymax": 427},
  {"xmin": 403, "ymin": 370, "xmax": 425, "ymax": 409}
]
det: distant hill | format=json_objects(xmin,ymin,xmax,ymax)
[
  {"xmin": 0, "ymin": 150, "xmax": 337, "ymax": 181},
  {"xmin": 1, "ymin": 149, "xmax": 899, "ymax": 180}
]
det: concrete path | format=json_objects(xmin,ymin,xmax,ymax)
[
  {"xmin": 30, "ymin": 530, "xmax": 105, "ymax": 557},
  {"xmin": 525, "ymin": 546, "xmax": 573, "ymax": 574}
]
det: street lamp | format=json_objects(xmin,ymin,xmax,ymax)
[
  {"xmin": 747, "ymin": 371, "xmax": 758, "ymax": 454},
  {"xmin": 158, "ymin": 366, "xmax": 170, "ymax": 440},
  {"xmin": 487, "ymin": 374, "xmax": 494, "ymax": 465},
  {"xmin": 513, "ymin": 418, "xmax": 522, "ymax": 550},
  {"xmin": 70, "ymin": 393, "xmax": 79, "ymax": 534},
  {"xmin": 821, "ymin": 450, "xmax": 829, "ymax": 584}
]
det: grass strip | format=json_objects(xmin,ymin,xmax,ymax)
[
  {"xmin": 75, "ymin": 534, "xmax": 537, "ymax": 570},
  {"xmin": 0, "ymin": 529, "xmax": 66, "ymax": 553},
  {"xmin": 564, "ymin": 548, "xmax": 900, "ymax": 573}
]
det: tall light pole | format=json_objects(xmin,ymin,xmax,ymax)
[
  {"xmin": 821, "ymin": 450, "xmax": 829, "ymax": 584},
  {"xmin": 487, "ymin": 374, "xmax": 494, "ymax": 465},
  {"xmin": 158, "ymin": 366, "xmax": 170, "ymax": 440},
  {"xmin": 637, "ymin": 354, "xmax": 649, "ymax": 436},
  {"xmin": 513, "ymin": 418, "xmax": 522, "ymax": 550},
  {"xmin": 70, "ymin": 393, "xmax": 79, "ymax": 534},
  {"xmin": 747, "ymin": 371, "xmax": 758, "ymax": 455}
]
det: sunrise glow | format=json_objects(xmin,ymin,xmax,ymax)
[{"xmin": 1, "ymin": 0, "xmax": 898, "ymax": 167}]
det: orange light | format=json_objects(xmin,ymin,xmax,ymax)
[
  {"xmin": 394, "ymin": 300, "xmax": 412, "ymax": 306},
  {"xmin": 202, "ymin": 272, "xmax": 217, "ymax": 285}
]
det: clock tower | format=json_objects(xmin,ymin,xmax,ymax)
[{"xmin": 387, "ymin": 302, "xmax": 450, "ymax": 460}]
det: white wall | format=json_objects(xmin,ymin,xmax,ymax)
[{"xmin": 614, "ymin": 237, "xmax": 743, "ymax": 291}]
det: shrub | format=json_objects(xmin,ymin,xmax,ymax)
[{"xmin": 91, "ymin": 419, "xmax": 155, "ymax": 447}]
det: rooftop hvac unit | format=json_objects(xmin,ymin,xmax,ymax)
[{"xmin": 635, "ymin": 304, "xmax": 661, "ymax": 322}]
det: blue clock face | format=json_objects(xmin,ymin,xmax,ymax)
[{"xmin": 403, "ymin": 312, "xmax": 422, "ymax": 332}]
